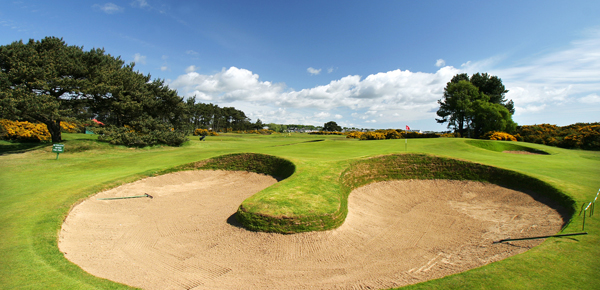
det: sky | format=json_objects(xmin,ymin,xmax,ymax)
[{"xmin": 1, "ymin": 1, "xmax": 599, "ymax": 131}]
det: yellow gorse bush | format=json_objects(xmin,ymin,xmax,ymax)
[
  {"xmin": 308, "ymin": 131, "xmax": 344, "ymax": 135},
  {"xmin": 360, "ymin": 131, "xmax": 386, "ymax": 140},
  {"xmin": 60, "ymin": 121, "xmax": 79, "ymax": 133},
  {"xmin": 486, "ymin": 131, "xmax": 517, "ymax": 141},
  {"xmin": 193, "ymin": 128, "xmax": 219, "ymax": 136},
  {"xmin": 0, "ymin": 119, "xmax": 51, "ymax": 142},
  {"xmin": 345, "ymin": 131, "xmax": 364, "ymax": 139}
]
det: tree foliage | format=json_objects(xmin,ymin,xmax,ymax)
[
  {"xmin": 0, "ymin": 36, "xmax": 191, "ymax": 145},
  {"xmin": 436, "ymin": 73, "xmax": 516, "ymax": 138},
  {"xmin": 183, "ymin": 96, "xmax": 262, "ymax": 132},
  {"xmin": 323, "ymin": 121, "xmax": 342, "ymax": 132}
]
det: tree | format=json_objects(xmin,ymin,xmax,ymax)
[
  {"xmin": 323, "ymin": 121, "xmax": 342, "ymax": 132},
  {"xmin": 436, "ymin": 80, "xmax": 482, "ymax": 137},
  {"xmin": 0, "ymin": 37, "xmax": 97, "ymax": 142},
  {"xmin": 469, "ymin": 72, "xmax": 514, "ymax": 114},
  {"xmin": 0, "ymin": 37, "xmax": 189, "ymax": 144},
  {"xmin": 436, "ymin": 73, "xmax": 516, "ymax": 138},
  {"xmin": 470, "ymin": 97, "xmax": 517, "ymax": 138}
]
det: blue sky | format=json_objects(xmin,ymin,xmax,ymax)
[{"xmin": 2, "ymin": 1, "xmax": 599, "ymax": 131}]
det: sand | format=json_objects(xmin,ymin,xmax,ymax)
[{"xmin": 59, "ymin": 170, "xmax": 563, "ymax": 290}]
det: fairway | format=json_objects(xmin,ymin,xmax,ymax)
[{"xmin": 1, "ymin": 133, "xmax": 599, "ymax": 289}]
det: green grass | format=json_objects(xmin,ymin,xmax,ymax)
[
  {"xmin": 466, "ymin": 139, "xmax": 549, "ymax": 154},
  {"xmin": 1, "ymin": 133, "xmax": 598, "ymax": 289}
]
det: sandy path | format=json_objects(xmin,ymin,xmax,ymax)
[{"xmin": 59, "ymin": 170, "xmax": 563, "ymax": 290}]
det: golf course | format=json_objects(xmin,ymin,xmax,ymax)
[{"xmin": 1, "ymin": 133, "xmax": 599, "ymax": 289}]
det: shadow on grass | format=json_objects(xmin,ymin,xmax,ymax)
[{"xmin": 0, "ymin": 141, "xmax": 50, "ymax": 155}]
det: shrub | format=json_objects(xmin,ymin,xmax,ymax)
[
  {"xmin": 383, "ymin": 129, "xmax": 403, "ymax": 139},
  {"xmin": 60, "ymin": 121, "xmax": 83, "ymax": 133},
  {"xmin": 440, "ymin": 132, "xmax": 458, "ymax": 138},
  {"xmin": 309, "ymin": 131, "xmax": 344, "ymax": 135},
  {"xmin": 484, "ymin": 131, "xmax": 517, "ymax": 141},
  {"xmin": 404, "ymin": 131, "xmax": 440, "ymax": 138},
  {"xmin": 360, "ymin": 131, "xmax": 386, "ymax": 140},
  {"xmin": 96, "ymin": 118, "xmax": 188, "ymax": 147},
  {"xmin": 515, "ymin": 123, "xmax": 600, "ymax": 150},
  {"xmin": 194, "ymin": 128, "xmax": 219, "ymax": 136},
  {"xmin": 232, "ymin": 129, "xmax": 275, "ymax": 134},
  {"xmin": 0, "ymin": 119, "xmax": 51, "ymax": 142},
  {"xmin": 345, "ymin": 131, "xmax": 364, "ymax": 139},
  {"xmin": 96, "ymin": 126, "xmax": 188, "ymax": 147}
]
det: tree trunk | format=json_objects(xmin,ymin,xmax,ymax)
[{"xmin": 44, "ymin": 120, "xmax": 62, "ymax": 143}]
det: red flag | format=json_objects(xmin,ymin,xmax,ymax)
[
  {"xmin": 92, "ymin": 119, "xmax": 105, "ymax": 126},
  {"xmin": 406, "ymin": 125, "xmax": 410, "ymax": 131}
]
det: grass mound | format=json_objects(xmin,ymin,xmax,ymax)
[
  {"xmin": 183, "ymin": 152, "xmax": 296, "ymax": 181},
  {"xmin": 191, "ymin": 153, "xmax": 573, "ymax": 234},
  {"xmin": 466, "ymin": 139, "xmax": 549, "ymax": 154}
]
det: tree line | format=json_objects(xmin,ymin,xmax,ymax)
[{"xmin": 0, "ymin": 37, "xmax": 262, "ymax": 146}]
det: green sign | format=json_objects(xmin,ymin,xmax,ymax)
[
  {"xmin": 52, "ymin": 144, "xmax": 64, "ymax": 159},
  {"xmin": 52, "ymin": 144, "xmax": 65, "ymax": 153}
]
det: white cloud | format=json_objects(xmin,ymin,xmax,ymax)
[
  {"xmin": 515, "ymin": 104, "xmax": 547, "ymax": 114},
  {"xmin": 314, "ymin": 112, "xmax": 330, "ymax": 118},
  {"xmin": 133, "ymin": 53, "xmax": 146, "ymax": 65},
  {"xmin": 160, "ymin": 66, "xmax": 168, "ymax": 71},
  {"xmin": 580, "ymin": 93, "xmax": 600, "ymax": 104},
  {"xmin": 445, "ymin": 29, "xmax": 600, "ymax": 124},
  {"xmin": 170, "ymin": 65, "xmax": 460, "ymax": 126},
  {"xmin": 435, "ymin": 59, "xmax": 445, "ymax": 67},
  {"xmin": 328, "ymin": 67, "xmax": 335, "ymax": 73},
  {"xmin": 169, "ymin": 29, "xmax": 600, "ymax": 128},
  {"xmin": 93, "ymin": 3, "xmax": 124, "ymax": 14},
  {"xmin": 131, "ymin": 0, "xmax": 149, "ymax": 8},
  {"xmin": 307, "ymin": 67, "xmax": 321, "ymax": 75},
  {"xmin": 186, "ymin": 50, "xmax": 198, "ymax": 55},
  {"xmin": 185, "ymin": 65, "xmax": 198, "ymax": 73}
]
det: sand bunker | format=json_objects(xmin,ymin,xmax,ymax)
[{"xmin": 59, "ymin": 170, "xmax": 563, "ymax": 290}]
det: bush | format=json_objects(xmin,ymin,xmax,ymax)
[
  {"xmin": 96, "ymin": 118, "xmax": 188, "ymax": 147},
  {"xmin": 232, "ymin": 129, "xmax": 275, "ymax": 134},
  {"xmin": 96, "ymin": 126, "xmax": 188, "ymax": 147},
  {"xmin": 515, "ymin": 123, "xmax": 600, "ymax": 150},
  {"xmin": 309, "ymin": 131, "xmax": 344, "ymax": 135},
  {"xmin": 484, "ymin": 131, "xmax": 517, "ymax": 141},
  {"xmin": 59, "ymin": 120, "xmax": 89, "ymax": 133},
  {"xmin": 403, "ymin": 131, "xmax": 440, "ymax": 138},
  {"xmin": 360, "ymin": 132, "xmax": 386, "ymax": 140},
  {"xmin": 440, "ymin": 132, "xmax": 458, "ymax": 138},
  {"xmin": 345, "ymin": 131, "xmax": 364, "ymax": 139},
  {"xmin": 194, "ymin": 128, "xmax": 219, "ymax": 136},
  {"xmin": 0, "ymin": 119, "xmax": 51, "ymax": 142}
]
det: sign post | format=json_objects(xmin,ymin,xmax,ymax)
[{"xmin": 52, "ymin": 144, "xmax": 64, "ymax": 160}]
